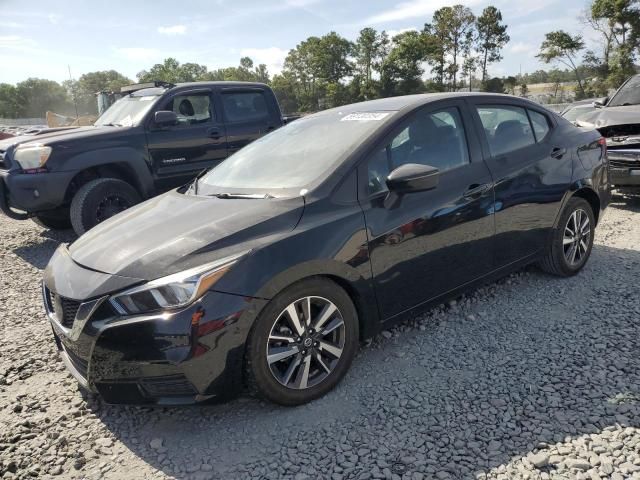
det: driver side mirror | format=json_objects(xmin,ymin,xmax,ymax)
[
  {"xmin": 154, "ymin": 110, "xmax": 178, "ymax": 127},
  {"xmin": 384, "ymin": 163, "xmax": 439, "ymax": 208}
]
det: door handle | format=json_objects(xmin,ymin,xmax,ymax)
[
  {"xmin": 463, "ymin": 183, "xmax": 492, "ymax": 199},
  {"xmin": 207, "ymin": 128, "xmax": 222, "ymax": 139},
  {"xmin": 550, "ymin": 147, "xmax": 567, "ymax": 159}
]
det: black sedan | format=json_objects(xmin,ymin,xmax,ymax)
[{"xmin": 43, "ymin": 93, "xmax": 610, "ymax": 406}]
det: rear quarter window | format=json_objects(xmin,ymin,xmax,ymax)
[{"xmin": 528, "ymin": 109, "xmax": 551, "ymax": 142}]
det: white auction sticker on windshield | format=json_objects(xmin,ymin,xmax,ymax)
[
  {"xmin": 139, "ymin": 96, "xmax": 156, "ymax": 101},
  {"xmin": 340, "ymin": 112, "xmax": 390, "ymax": 122}
]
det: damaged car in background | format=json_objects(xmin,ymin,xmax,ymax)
[{"xmin": 576, "ymin": 74, "xmax": 640, "ymax": 195}]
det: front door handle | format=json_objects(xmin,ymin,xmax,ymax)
[
  {"xmin": 550, "ymin": 147, "xmax": 567, "ymax": 159},
  {"xmin": 207, "ymin": 127, "xmax": 222, "ymax": 139},
  {"xmin": 463, "ymin": 183, "xmax": 492, "ymax": 199}
]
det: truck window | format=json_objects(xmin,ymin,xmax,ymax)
[
  {"xmin": 222, "ymin": 91, "xmax": 269, "ymax": 122},
  {"xmin": 166, "ymin": 93, "xmax": 212, "ymax": 125}
]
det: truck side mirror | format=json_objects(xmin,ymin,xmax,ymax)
[{"xmin": 154, "ymin": 110, "xmax": 178, "ymax": 126}]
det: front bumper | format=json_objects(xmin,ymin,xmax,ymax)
[
  {"xmin": 608, "ymin": 149, "xmax": 640, "ymax": 188},
  {"xmin": 43, "ymin": 246, "xmax": 266, "ymax": 405},
  {"xmin": 0, "ymin": 169, "xmax": 75, "ymax": 218}
]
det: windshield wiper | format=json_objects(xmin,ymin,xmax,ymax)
[
  {"xmin": 211, "ymin": 192, "xmax": 274, "ymax": 199},
  {"xmin": 100, "ymin": 122, "xmax": 124, "ymax": 127}
]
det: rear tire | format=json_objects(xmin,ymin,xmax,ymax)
[
  {"xmin": 32, "ymin": 209, "xmax": 71, "ymax": 230},
  {"xmin": 70, "ymin": 178, "xmax": 141, "ymax": 235},
  {"xmin": 245, "ymin": 277, "xmax": 359, "ymax": 406},
  {"xmin": 538, "ymin": 197, "xmax": 595, "ymax": 277}
]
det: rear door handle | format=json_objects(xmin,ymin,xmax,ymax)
[
  {"xmin": 463, "ymin": 183, "xmax": 492, "ymax": 199},
  {"xmin": 207, "ymin": 127, "xmax": 222, "ymax": 139},
  {"xmin": 550, "ymin": 147, "xmax": 567, "ymax": 159}
]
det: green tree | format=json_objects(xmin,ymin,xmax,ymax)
[
  {"xmin": 381, "ymin": 31, "xmax": 428, "ymax": 96},
  {"xmin": 430, "ymin": 5, "xmax": 476, "ymax": 91},
  {"xmin": 0, "ymin": 83, "xmax": 25, "ymax": 118},
  {"xmin": 476, "ymin": 6, "xmax": 509, "ymax": 85},
  {"xmin": 587, "ymin": 0, "xmax": 639, "ymax": 88},
  {"xmin": 537, "ymin": 30, "xmax": 586, "ymax": 96},
  {"xmin": 16, "ymin": 78, "xmax": 70, "ymax": 117},
  {"xmin": 65, "ymin": 70, "xmax": 132, "ymax": 115},
  {"xmin": 354, "ymin": 28, "xmax": 390, "ymax": 99},
  {"xmin": 137, "ymin": 58, "xmax": 210, "ymax": 83}
]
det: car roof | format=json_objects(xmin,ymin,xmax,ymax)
[{"xmin": 319, "ymin": 92, "xmax": 537, "ymax": 114}]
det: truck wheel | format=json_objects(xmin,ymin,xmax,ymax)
[
  {"xmin": 32, "ymin": 209, "xmax": 72, "ymax": 230},
  {"xmin": 70, "ymin": 178, "xmax": 141, "ymax": 235}
]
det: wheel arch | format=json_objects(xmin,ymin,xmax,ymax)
[
  {"xmin": 571, "ymin": 187, "xmax": 601, "ymax": 225},
  {"xmin": 61, "ymin": 151, "xmax": 155, "ymax": 203},
  {"xmin": 554, "ymin": 180, "xmax": 602, "ymax": 228},
  {"xmin": 249, "ymin": 260, "xmax": 380, "ymax": 341}
]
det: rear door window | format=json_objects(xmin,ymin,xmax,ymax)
[
  {"xmin": 222, "ymin": 91, "xmax": 269, "ymax": 122},
  {"xmin": 476, "ymin": 105, "xmax": 535, "ymax": 156}
]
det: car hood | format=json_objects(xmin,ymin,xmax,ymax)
[
  {"xmin": 576, "ymin": 105, "xmax": 640, "ymax": 129},
  {"xmin": 0, "ymin": 126, "xmax": 129, "ymax": 151},
  {"xmin": 69, "ymin": 189, "xmax": 305, "ymax": 280}
]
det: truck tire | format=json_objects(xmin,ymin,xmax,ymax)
[
  {"xmin": 32, "ymin": 209, "xmax": 72, "ymax": 230},
  {"xmin": 70, "ymin": 178, "xmax": 141, "ymax": 235}
]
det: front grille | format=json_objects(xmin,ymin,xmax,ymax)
[
  {"xmin": 48, "ymin": 291, "xmax": 81, "ymax": 328},
  {"xmin": 64, "ymin": 347, "xmax": 88, "ymax": 378},
  {"xmin": 609, "ymin": 158, "xmax": 640, "ymax": 169}
]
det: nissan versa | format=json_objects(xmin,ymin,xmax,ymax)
[{"xmin": 43, "ymin": 93, "xmax": 610, "ymax": 406}]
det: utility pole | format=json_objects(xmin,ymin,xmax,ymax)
[{"xmin": 68, "ymin": 65, "xmax": 79, "ymax": 120}]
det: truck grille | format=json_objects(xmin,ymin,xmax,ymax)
[
  {"xmin": 610, "ymin": 158, "xmax": 640, "ymax": 169},
  {"xmin": 47, "ymin": 290, "xmax": 81, "ymax": 328}
]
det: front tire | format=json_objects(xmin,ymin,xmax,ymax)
[
  {"xmin": 246, "ymin": 277, "xmax": 359, "ymax": 406},
  {"xmin": 538, "ymin": 197, "xmax": 595, "ymax": 276},
  {"xmin": 70, "ymin": 178, "xmax": 141, "ymax": 235}
]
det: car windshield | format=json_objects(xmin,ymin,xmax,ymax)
[
  {"xmin": 94, "ymin": 94, "xmax": 159, "ymax": 127},
  {"xmin": 608, "ymin": 76, "xmax": 640, "ymax": 107},
  {"xmin": 197, "ymin": 110, "xmax": 394, "ymax": 195},
  {"xmin": 562, "ymin": 105, "xmax": 595, "ymax": 121}
]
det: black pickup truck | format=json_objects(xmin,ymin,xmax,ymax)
[{"xmin": 0, "ymin": 81, "xmax": 291, "ymax": 235}]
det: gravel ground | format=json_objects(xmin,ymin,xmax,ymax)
[{"xmin": 1, "ymin": 197, "xmax": 639, "ymax": 480}]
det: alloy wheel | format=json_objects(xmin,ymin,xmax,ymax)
[
  {"xmin": 96, "ymin": 195, "xmax": 130, "ymax": 223},
  {"xmin": 563, "ymin": 208, "xmax": 591, "ymax": 266},
  {"xmin": 266, "ymin": 296, "xmax": 345, "ymax": 390}
]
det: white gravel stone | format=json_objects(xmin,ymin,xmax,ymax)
[{"xmin": 1, "ymin": 198, "xmax": 640, "ymax": 479}]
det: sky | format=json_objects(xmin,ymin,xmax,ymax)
[{"xmin": 0, "ymin": 0, "xmax": 600, "ymax": 85}]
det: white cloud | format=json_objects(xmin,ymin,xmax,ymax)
[
  {"xmin": 48, "ymin": 14, "xmax": 60, "ymax": 25},
  {"xmin": 385, "ymin": 27, "xmax": 418, "ymax": 38},
  {"xmin": 364, "ymin": 0, "xmax": 483, "ymax": 24},
  {"xmin": 0, "ymin": 35, "xmax": 38, "ymax": 53},
  {"xmin": 157, "ymin": 24, "xmax": 187, "ymax": 35},
  {"xmin": 509, "ymin": 42, "xmax": 536, "ymax": 54},
  {"xmin": 115, "ymin": 47, "xmax": 162, "ymax": 62},
  {"xmin": 240, "ymin": 47, "xmax": 288, "ymax": 74}
]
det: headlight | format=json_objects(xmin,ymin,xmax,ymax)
[
  {"xmin": 110, "ymin": 252, "xmax": 247, "ymax": 315},
  {"xmin": 14, "ymin": 144, "xmax": 52, "ymax": 170}
]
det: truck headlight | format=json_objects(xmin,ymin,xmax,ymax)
[
  {"xmin": 14, "ymin": 145, "xmax": 52, "ymax": 170},
  {"xmin": 109, "ymin": 252, "xmax": 247, "ymax": 315}
]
